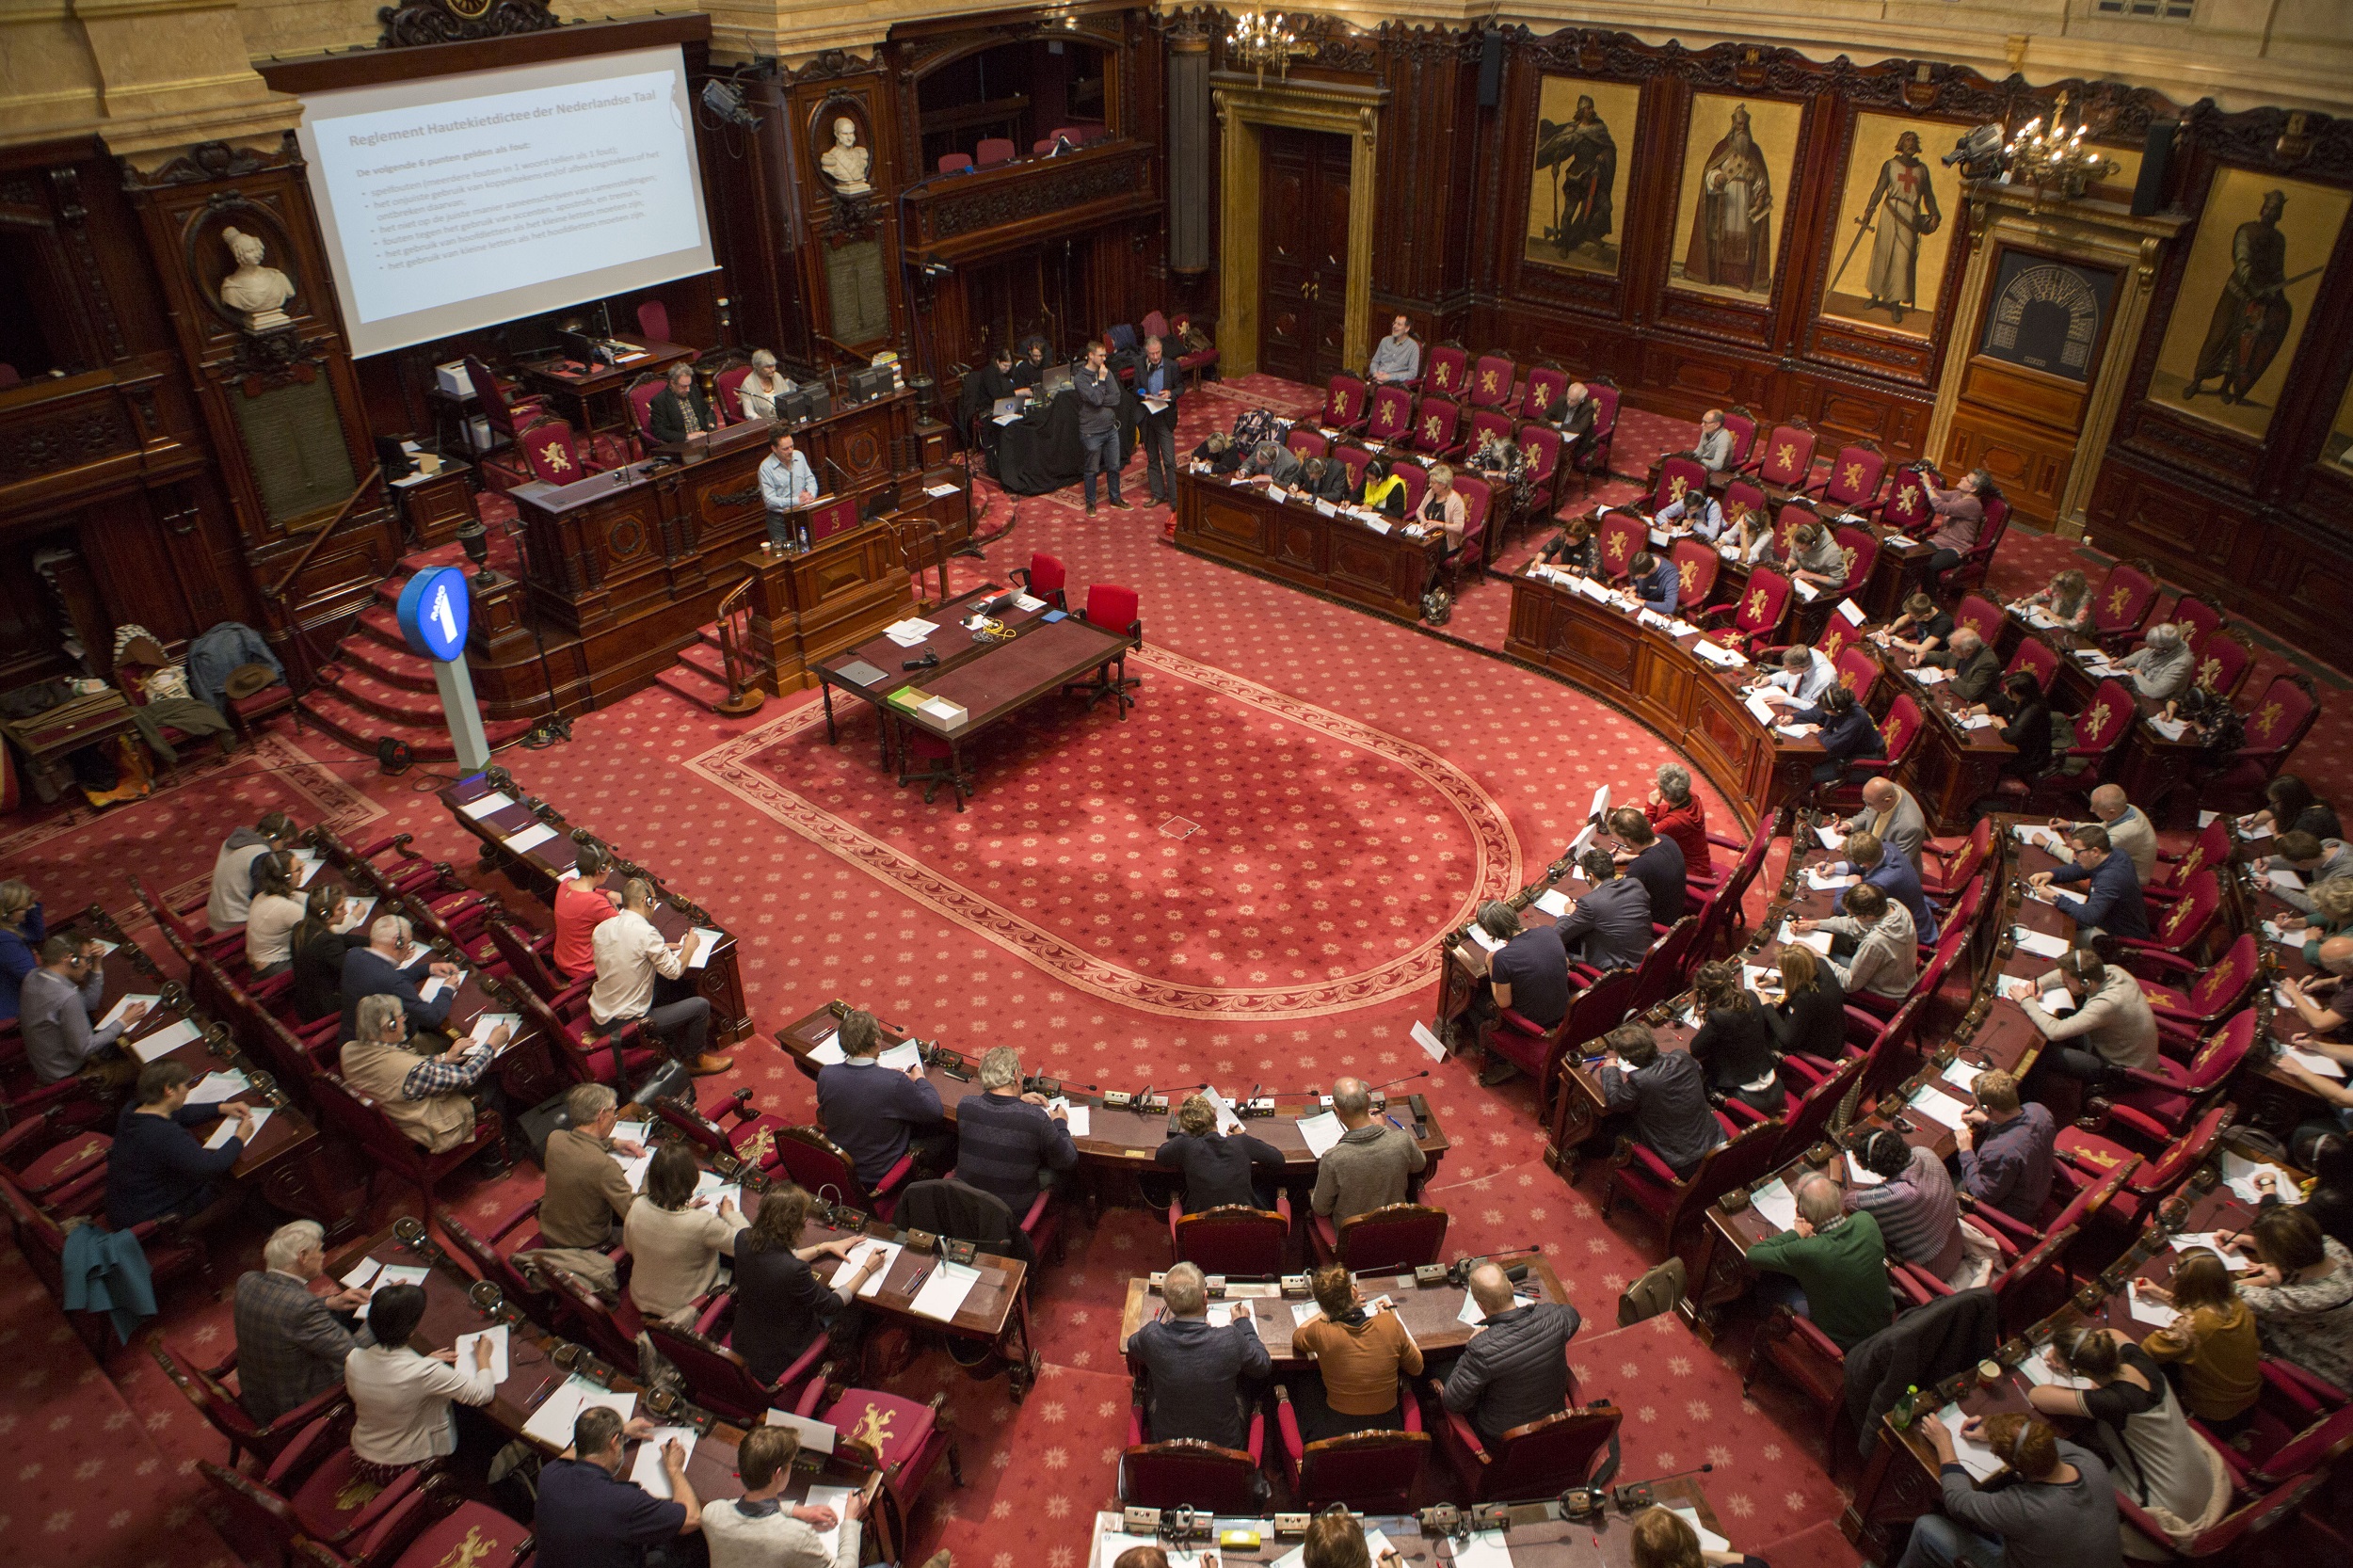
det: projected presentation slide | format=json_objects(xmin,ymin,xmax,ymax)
[{"xmin": 298, "ymin": 48, "xmax": 715, "ymax": 357}]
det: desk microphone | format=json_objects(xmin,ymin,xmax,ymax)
[
  {"xmin": 1611, "ymin": 1461, "xmax": 1715, "ymax": 1511},
  {"xmin": 824, "ymin": 456, "xmax": 854, "ymax": 495}
]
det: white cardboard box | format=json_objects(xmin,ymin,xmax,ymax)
[{"xmin": 435, "ymin": 360, "xmax": 475, "ymax": 398}]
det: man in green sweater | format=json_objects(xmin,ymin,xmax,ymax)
[{"xmin": 1747, "ymin": 1171, "xmax": 1894, "ymax": 1350}]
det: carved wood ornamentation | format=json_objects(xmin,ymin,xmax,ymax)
[
  {"xmin": 376, "ymin": 0, "xmax": 557, "ymax": 50},
  {"xmin": 0, "ymin": 404, "xmax": 140, "ymax": 488},
  {"xmin": 923, "ymin": 157, "xmax": 1145, "ymax": 240},
  {"xmin": 120, "ymin": 139, "xmax": 293, "ymax": 191}
]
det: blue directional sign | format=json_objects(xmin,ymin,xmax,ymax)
[{"xmin": 396, "ymin": 567, "xmax": 472, "ymax": 662}]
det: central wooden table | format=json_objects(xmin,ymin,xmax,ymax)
[
  {"xmin": 1173, "ymin": 468, "xmax": 1448, "ymax": 624},
  {"xmin": 518, "ymin": 333, "xmax": 696, "ymax": 434}
]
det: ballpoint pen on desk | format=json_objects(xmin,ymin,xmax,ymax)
[
  {"xmin": 902, "ymin": 1264, "xmax": 936, "ymax": 1297},
  {"xmin": 523, "ymin": 1374, "xmax": 555, "ymax": 1409}
]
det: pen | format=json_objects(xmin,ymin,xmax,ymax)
[
  {"xmin": 902, "ymin": 1264, "xmax": 936, "ymax": 1296},
  {"xmin": 524, "ymin": 1375, "xmax": 555, "ymax": 1408}
]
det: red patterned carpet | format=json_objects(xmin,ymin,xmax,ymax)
[{"xmin": 11, "ymin": 367, "xmax": 2353, "ymax": 1568}]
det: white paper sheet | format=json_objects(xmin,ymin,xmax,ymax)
[
  {"xmin": 683, "ymin": 927, "xmax": 725, "ymax": 970},
  {"xmin": 1794, "ymin": 578, "xmax": 1822, "ymax": 601},
  {"xmin": 808, "ymin": 1040, "xmax": 847, "ymax": 1065},
  {"xmin": 520, "ymin": 1374, "xmax": 636, "ymax": 1450},
  {"xmin": 1779, "ymin": 921, "xmax": 1835, "ymax": 957},
  {"xmin": 612, "ymin": 1151, "xmax": 653, "ymax": 1192},
  {"xmin": 462, "ymin": 792, "xmax": 517, "ymax": 821},
  {"xmin": 2221, "ymin": 1151, "xmax": 2305, "ymax": 1206},
  {"xmin": 185, "ymin": 1069, "xmax": 251, "ymax": 1105},
  {"xmin": 1907, "ymin": 1085, "xmax": 1974, "ymax": 1129},
  {"xmin": 876, "ymin": 1040, "xmax": 923, "ymax": 1072},
  {"xmin": 764, "ymin": 1410, "xmax": 835, "ymax": 1455},
  {"xmin": 341, "ymin": 1257, "xmax": 383, "ymax": 1290},
  {"xmin": 1410, "ymin": 1019, "xmax": 1448, "ymax": 1062},
  {"xmin": 502, "ymin": 822, "xmax": 557, "ymax": 855},
  {"xmin": 1942, "ymin": 1059, "xmax": 1986, "ymax": 1094},
  {"xmin": 1526, "ymin": 888, "xmax": 1571, "ymax": 920},
  {"xmin": 2012, "ymin": 928, "xmax": 2072, "ymax": 959},
  {"xmin": 909, "ymin": 1259, "xmax": 983, "ymax": 1321},
  {"xmin": 2127, "ymin": 1280, "xmax": 2181, "ymax": 1328},
  {"xmin": 1938, "ymin": 1404, "xmax": 2006, "ymax": 1480},
  {"xmin": 629, "ymin": 1428, "xmax": 697, "ymax": 1498},
  {"xmin": 1848, "ymin": 1152, "xmax": 1887, "ymax": 1186},
  {"xmin": 290, "ymin": 849, "xmax": 324, "ymax": 887},
  {"xmin": 465, "ymin": 1011, "xmax": 521, "ymax": 1049},
  {"xmin": 333, "ymin": 895, "xmax": 377, "ymax": 935},
  {"xmin": 456, "ymin": 1323, "xmax": 511, "ymax": 1384},
  {"xmin": 1910, "ymin": 664, "xmax": 1947, "ymax": 685},
  {"xmin": 99, "ymin": 993, "xmax": 161, "ymax": 1030},
  {"xmin": 1750, "ymin": 1176, "xmax": 1800, "ymax": 1233},
  {"xmin": 1295, "ymin": 1110, "xmax": 1346, "ymax": 1158},
  {"xmin": 418, "ymin": 976, "xmax": 448, "ymax": 1003},
  {"xmin": 2172, "ymin": 1232, "xmax": 2233, "ymax": 1256},
  {"xmin": 376, "ymin": 1263, "xmax": 431, "ymax": 1288},
  {"xmin": 1671, "ymin": 1507, "xmax": 1731, "ymax": 1553},
  {"xmin": 2281, "ymin": 1045, "xmax": 2348, "ymax": 1080},
  {"xmin": 1047, "ymin": 1097, "xmax": 1092, "ymax": 1137},
  {"xmin": 1013, "ymin": 593, "xmax": 1047, "ymax": 613},
  {"xmin": 206, "ymin": 1107, "xmax": 270, "ymax": 1149},
  {"xmin": 1836, "ymin": 598, "xmax": 1866, "ymax": 626},
  {"xmin": 1467, "ymin": 925, "xmax": 1505, "ymax": 953},
  {"xmin": 1817, "ymin": 824, "xmax": 1847, "ymax": 851},
  {"xmin": 1458, "ymin": 1289, "xmax": 1489, "ymax": 1327},
  {"xmin": 833, "ymin": 1240, "xmax": 904, "ymax": 1299},
  {"xmin": 2020, "ymin": 1348, "xmax": 2097, "ymax": 1391},
  {"xmin": 1745, "ymin": 693, "xmax": 1781, "ymax": 727},
  {"xmin": 2267, "ymin": 867, "xmax": 2307, "ymax": 892},
  {"xmin": 130, "ymin": 1017, "xmax": 200, "ymax": 1062},
  {"xmin": 1292, "ymin": 1301, "xmax": 1324, "ymax": 1327}
]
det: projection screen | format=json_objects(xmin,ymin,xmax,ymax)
[{"xmin": 294, "ymin": 46, "xmax": 715, "ymax": 359}]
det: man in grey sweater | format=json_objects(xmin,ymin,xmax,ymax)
[
  {"xmin": 1075, "ymin": 339, "xmax": 1128, "ymax": 516},
  {"xmin": 1799, "ymin": 882, "xmax": 1918, "ymax": 1001},
  {"xmin": 21, "ymin": 936, "xmax": 146, "ymax": 1084},
  {"xmin": 1311, "ymin": 1077, "xmax": 1427, "ymax": 1224}
]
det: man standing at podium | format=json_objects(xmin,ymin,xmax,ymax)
[{"xmin": 759, "ymin": 430, "xmax": 819, "ymax": 552}]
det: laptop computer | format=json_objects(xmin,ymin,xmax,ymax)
[{"xmin": 1040, "ymin": 362, "xmax": 1076, "ymax": 397}]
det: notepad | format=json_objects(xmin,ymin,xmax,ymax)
[
  {"xmin": 1907, "ymin": 1084, "xmax": 1974, "ymax": 1129},
  {"xmin": 1047, "ymin": 1097, "xmax": 1092, "ymax": 1137},
  {"xmin": 629, "ymin": 1427, "xmax": 698, "ymax": 1498},
  {"xmin": 2020, "ymin": 1348, "xmax": 2097, "ymax": 1391},
  {"xmin": 833, "ymin": 1240, "xmax": 903, "ymax": 1299},
  {"xmin": 185, "ymin": 1069, "xmax": 250, "ymax": 1106},
  {"xmin": 1671, "ymin": 1508, "xmax": 1731, "ymax": 1553},
  {"xmin": 684, "ymin": 927, "xmax": 725, "ymax": 969},
  {"xmin": 521, "ymin": 1374, "xmax": 636, "ymax": 1450},
  {"xmin": 1467, "ymin": 925, "xmax": 1505, "ymax": 954},
  {"xmin": 2012, "ymin": 928, "xmax": 2072, "ymax": 959},
  {"xmin": 99, "ymin": 993, "xmax": 160, "ymax": 1031},
  {"xmin": 465, "ymin": 1011, "xmax": 521, "ymax": 1048},
  {"xmin": 910, "ymin": 1260, "xmax": 982, "ymax": 1321},
  {"xmin": 131, "ymin": 1018, "xmax": 200, "ymax": 1062},
  {"xmin": 2127, "ymin": 1279, "xmax": 2181, "ymax": 1328},
  {"xmin": 207, "ymin": 1107, "xmax": 271, "ymax": 1149},
  {"xmin": 1750, "ymin": 1176, "xmax": 1799, "ymax": 1233},
  {"xmin": 460, "ymin": 792, "xmax": 517, "ymax": 820},
  {"xmin": 375, "ymin": 1263, "xmax": 431, "ymax": 1288},
  {"xmin": 1534, "ymin": 888, "xmax": 1573, "ymax": 918},
  {"xmin": 333, "ymin": 896, "xmax": 376, "ymax": 934},
  {"xmin": 503, "ymin": 823, "xmax": 557, "ymax": 855},
  {"xmin": 456, "ymin": 1323, "xmax": 510, "ymax": 1384},
  {"xmin": 1295, "ymin": 1110, "xmax": 1346, "ymax": 1159},
  {"xmin": 1779, "ymin": 921, "xmax": 1834, "ymax": 956},
  {"xmin": 1938, "ymin": 1404, "xmax": 2006, "ymax": 1480},
  {"xmin": 877, "ymin": 1040, "xmax": 923, "ymax": 1072}
]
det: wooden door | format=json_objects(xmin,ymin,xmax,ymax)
[{"xmin": 1258, "ymin": 127, "xmax": 1352, "ymax": 384}]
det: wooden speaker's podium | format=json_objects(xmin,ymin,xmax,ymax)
[{"xmin": 739, "ymin": 499, "xmax": 910, "ymax": 694}]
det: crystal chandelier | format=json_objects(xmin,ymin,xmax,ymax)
[
  {"xmin": 2003, "ymin": 92, "xmax": 2119, "ymax": 199},
  {"xmin": 1227, "ymin": 9, "xmax": 1306, "ymax": 87}
]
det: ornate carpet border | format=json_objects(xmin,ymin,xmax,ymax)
[{"xmin": 686, "ymin": 644, "xmax": 1522, "ymax": 1019}]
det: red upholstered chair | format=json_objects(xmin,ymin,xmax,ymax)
[
  {"xmin": 1961, "ymin": 1153, "xmax": 2139, "ymax": 1282},
  {"xmin": 1805, "ymin": 440, "xmax": 1887, "ymax": 512},
  {"xmin": 309, "ymin": 1070, "xmax": 499, "ymax": 1222},
  {"xmin": 2205, "ymin": 671, "xmax": 2321, "ymax": 808},
  {"xmin": 975, "ymin": 136, "xmax": 1016, "ymax": 166},
  {"xmin": 0, "ymin": 1172, "xmax": 211, "ymax": 1350},
  {"xmin": 2189, "ymin": 628, "xmax": 2254, "ymax": 700},
  {"xmin": 2217, "ymin": 1363, "xmax": 2353, "ymax": 1486},
  {"xmin": 1742, "ymin": 417, "xmax": 1817, "ymax": 493},
  {"xmin": 655, "ymin": 1089, "xmax": 792, "ymax": 1178},
  {"xmin": 150, "ymin": 1336, "xmax": 347, "ymax": 1474},
  {"xmin": 1368, "ymin": 384, "xmax": 1415, "ymax": 446},
  {"xmin": 2000, "ymin": 677, "xmax": 2137, "ymax": 808},
  {"xmin": 518, "ymin": 416, "xmax": 594, "ymax": 487},
  {"xmin": 1393, "ymin": 461, "xmax": 1431, "ymax": 520},
  {"xmin": 1604, "ymin": 1115, "xmax": 1784, "ymax": 1270},
  {"xmin": 821, "ymin": 1385, "xmax": 960, "ymax": 1549},
  {"xmin": 2090, "ymin": 558, "xmax": 2163, "ymax": 651},
  {"xmin": 460, "ymin": 354, "xmax": 545, "ymax": 450},
  {"xmin": 2111, "ymin": 867, "xmax": 2224, "ymax": 976},
  {"xmin": 1168, "ymin": 1204, "xmax": 1289, "ymax": 1274},
  {"xmin": 1943, "ymin": 493, "xmax": 2009, "ymax": 594},
  {"xmin": 1652, "ymin": 453, "xmax": 1710, "ymax": 515},
  {"xmin": 1833, "ymin": 524, "xmax": 1879, "ymax": 600},
  {"xmin": 1481, "ymin": 990, "xmax": 1576, "ymax": 1101},
  {"xmin": 1576, "ymin": 378, "xmax": 1620, "ymax": 480},
  {"xmin": 635, "ymin": 299, "xmax": 671, "ymax": 343},
  {"xmin": 936, "ymin": 152, "xmax": 974, "ymax": 173},
  {"xmin": 1465, "ymin": 406, "xmax": 1516, "ymax": 458},
  {"xmin": 131, "ymin": 870, "xmax": 242, "ymax": 966},
  {"xmin": 1072, "ymin": 582, "xmax": 1143, "ymax": 715},
  {"xmin": 1820, "ymin": 694, "xmax": 1923, "ymax": 812},
  {"xmin": 1469, "ymin": 353, "xmax": 1517, "ymax": 408},
  {"xmin": 1951, "ymin": 593, "xmax": 2006, "ymax": 646},
  {"xmin": 1408, "ymin": 395, "xmax": 1465, "ymax": 458},
  {"xmin": 1332, "ymin": 444, "xmax": 1373, "ymax": 492},
  {"xmin": 646, "ymin": 1308, "xmax": 830, "ymax": 1425},
  {"xmin": 1450, "ymin": 474, "xmax": 1493, "ymax": 590},
  {"xmin": 1771, "ymin": 499, "xmax": 1821, "ymax": 561},
  {"xmin": 1011, "ymin": 551, "xmax": 1068, "ymax": 610},
  {"xmin": 2138, "ymin": 931, "xmax": 2259, "ymax": 1047},
  {"xmin": 1833, "ymin": 645, "xmax": 1880, "ymax": 706},
  {"xmin": 1519, "ymin": 364, "xmax": 1568, "ymax": 423},
  {"xmin": 2170, "ymin": 594, "xmax": 2227, "ymax": 648},
  {"xmin": 1816, "ymin": 616, "xmax": 1861, "ymax": 665},
  {"xmin": 2096, "ymin": 1007, "xmax": 2257, "ymax": 1142},
  {"xmin": 1704, "ymin": 567, "xmax": 1795, "ymax": 655},
  {"xmin": 1032, "ymin": 139, "xmax": 1058, "ymax": 155},
  {"xmin": 435, "ymin": 1199, "xmax": 572, "ymax": 1332},
  {"xmin": 2057, "ymin": 1102, "xmax": 2233, "ymax": 1227},
  {"xmin": 1311, "ymin": 1202, "xmax": 1449, "ymax": 1272},
  {"xmin": 1516, "ymin": 423, "xmax": 1565, "ymax": 518},
  {"xmin": 0, "ymin": 1104, "xmax": 112, "ymax": 1204},
  {"xmin": 1597, "ymin": 508, "xmax": 1648, "ymax": 581},
  {"xmin": 1745, "ymin": 1305, "xmax": 1854, "ymax": 1453},
  {"xmin": 2006, "ymin": 635, "xmax": 2060, "ymax": 694},
  {"xmin": 1721, "ymin": 479, "xmax": 1769, "ymax": 539},
  {"xmin": 1274, "ymin": 1381, "xmax": 1428, "ymax": 1512},
  {"xmin": 2121, "ymin": 1467, "xmax": 2329, "ymax": 1564},
  {"xmin": 1764, "ymin": 1047, "xmax": 1872, "ymax": 1168},
  {"xmin": 626, "ymin": 374, "xmax": 666, "ymax": 443},
  {"xmin": 1432, "ymin": 1401, "xmax": 1621, "ymax": 1505},
  {"xmin": 1322, "ymin": 374, "xmax": 1371, "ymax": 433},
  {"xmin": 1422, "ymin": 344, "xmax": 1468, "ymax": 399},
  {"xmin": 1286, "ymin": 426, "xmax": 1330, "ymax": 463},
  {"xmin": 712, "ymin": 364, "xmax": 752, "ymax": 425},
  {"xmin": 771, "ymin": 1124, "xmax": 913, "ymax": 1222},
  {"xmin": 1863, "ymin": 466, "xmax": 1933, "ymax": 533},
  {"xmin": 1720, "ymin": 407, "xmax": 1760, "ymax": 471},
  {"xmin": 289, "ymin": 1497, "xmax": 536, "ymax": 1568},
  {"xmin": 2150, "ymin": 815, "xmax": 2233, "ymax": 901},
  {"xmin": 1121, "ymin": 1406, "xmax": 1264, "ymax": 1514},
  {"xmin": 199, "ymin": 1412, "xmax": 429, "ymax": 1558},
  {"xmin": 1671, "ymin": 538, "xmax": 1721, "ymax": 615}
]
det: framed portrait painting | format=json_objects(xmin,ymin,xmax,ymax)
[
  {"xmin": 1524, "ymin": 76, "xmax": 1643, "ymax": 278},
  {"xmin": 1666, "ymin": 93, "xmax": 1805, "ymax": 304}
]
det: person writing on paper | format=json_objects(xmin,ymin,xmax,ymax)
[
  {"xmin": 736, "ymin": 348, "xmax": 796, "ymax": 424},
  {"xmin": 1610, "ymin": 808, "xmax": 1687, "ymax": 922},
  {"xmin": 1692, "ymin": 408, "xmax": 1735, "ymax": 474},
  {"xmin": 1435, "ymin": 1259, "xmax": 1580, "ymax": 1442},
  {"xmin": 1762, "ymin": 946, "xmax": 1847, "ymax": 1064},
  {"xmin": 1646, "ymin": 763, "xmax": 1712, "ymax": 876},
  {"xmin": 2116, "ymin": 622, "xmax": 2196, "ymax": 702},
  {"xmin": 342, "ymin": 992, "xmax": 507, "ymax": 1156},
  {"xmin": 1311, "ymin": 1076, "xmax": 1427, "ymax": 1224},
  {"xmin": 1128, "ymin": 1261, "xmax": 1269, "ymax": 1448},
  {"xmin": 1918, "ymin": 626, "xmax": 2002, "ymax": 705},
  {"xmin": 1550, "ymin": 382, "xmax": 1597, "ymax": 459},
  {"xmin": 1369, "ymin": 313, "xmax": 1421, "ymax": 386},
  {"xmin": 2262, "ymin": 831, "xmax": 2353, "ymax": 918},
  {"xmin": 1632, "ymin": 1504, "xmax": 1759, "ymax": 1568},
  {"xmin": 1629, "ymin": 550, "xmax": 1678, "ymax": 614},
  {"xmin": 1538, "ymin": 514, "xmax": 1603, "ymax": 574},
  {"xmin": 1782, "ymin": 520, "xmax": 1848, "ymax": 589},
  {"xmin": 1819, "ymin": 829, "xmax": 1938, "ymax": 945},
  {"xmin": 1596, "ymin": 1021, "xmax": 1723, "ymax": 1176},
  {"xmin": 1954, "ymin": 1068, "xmax": 2057, "ymax": 1225},
  {"xmin": 1908, "ymin": 1412, "xmax": 2123, "ymax": 1568},
  {"xmin": 648, "ymin": 362, "xmax": 714, "ymax": 446},
  {"xmin": 1289, "ymin": 1261, "xmax": 1424, "ymax": 1441},
  {"xmin": 624, "ymin": 1143, "xmax": 746, "ymax": 1325},
  {"xmin": 1157, "ymin": 1092, "xmax": 1286, "ymax": 1213},
  {"xmin": 1303, "ymin": 1512, "xmax": 1410, "ymax": 1568},
  {"xmin": 2245, "ymin": 775, "xmax": 2343, "ymax": 842},
  {"xmin": 553, "ymin": 843, "xmax": 623, "ymax": 982},
  {"xmin": 1241, "ymin": 439, "xmax": 1303, "ymax": 488},
  {"xmin": 731, "ymin": 1183, "xmax": 881, "ymax": 1389},
  {"xmin": 703, "ymin": 1422, "xmax": 867, "ymax": 1568},
  {"xmin": 207, "ymin": 809, "xmax": 296, "ymax": 931},
  {"xmin": 1655, "ymin": 487, "xmax": 1727, "ymax": 541},
  {"xmin": 1552, "ymin": 846, "xmax": 1653, "ymax": 974},
  {"xmin": 1757, "ymin": 644, "xmax": 1837, "ymax": 707},
  {"xmin": 1302, "ymin": 455, "xmax": 1353, "ymax": 504},
  {"xmin": 1972, "ymin": 670, "xmax": 2055, "ymax": 784},
  {"xmin": 1795, "ymin": 882, "xmax": 1916, "ymax": 1002},
  {"xmin": 21, "ymin": 935, "xmax": 145, "ymax": 1085},
  {"xmin": 1688, "ymin": 961, "xmax": 1784, "ymax": 1116},
  {"xmin": 344, "ymin": 1283, "xmax": 496, "ymax": 1483},
  {"xmin": 1846, "ymin": 777, "xmax": 1929, "ymax": 872},
  {"xmin": 244, "ymin": 852, "xmax": 306, "ymax": 977},
  {"xmin": 541, "ymin": 1082, "xmax": 648, "ymax": 1250},
  {"xmin": 1845, "ymin": 1128, "xmax": 1970, "ymax": 1288},
  {"xmin": 2025, "ymin": 1325, "xmax": 2222, "ymax": 1528},
  {"xmin": 592, "ymin": 878, "xmax": 729, "ymax": 1077},
  {"xmin": 1881, "ymin": 592, "xmax": 1954, "ymax": 657},
  {"xmin": 536, "ymin": 1405, "xmax": 702, "ymax": 1568},
  {"xmin": 1191, "ymin": 429, "xmax": 1242, "ymax": 474},
  {"xmin": 2010, "ymin": 950, "xmax": 2158, "ymax": 1101},
  {"xmin": 2029, "ymin": 824, "xmax": 2152, "ymax": 941},
  {"xmin": 2057, "ymin": 785, "xmax": 2159, "ymax": 887},
  {"xmin": 2273, "ymin": 935, "xmax": 2353, "ymax": 1045},
  {"xmin": 233, "ymin": 1219, "xmax": 374, "ymax": 1426},
  {"xmin": 758, "ymin": 430, "xmax": 821, "ymax": 552},
  {"xmin": 2231, "ymin": 1206, "xmax": 2353, "ymax": 1390},
  {"xmin": 1791, "ymin": 683, "xmax": 1885, "ymax": 790},
  {"xmin": 339, "ymin": 913, "xmax": 459, "ymax": 1044},
  {"xmin": 1360, "ymin": 456, "xmax": 1409, "ymax": 518},
  {"xmin": 1745, "ymin": 1173, "xmax": 1893, "ymax": 1351},
  {"xmin": 290, "ymin": 881, "xmax": 369, "ymax": 1025},
  {"xmin": 816, "ymin": 1007, "xmax": 951, "ymax": 1192},
  {"xmin": 1474, "ymin": 900, "xmax": 1570, "ymax": 1040},
  {"xmin": 2136, "ymin": 1247, "xmax": 2264, "ymax": 1436},
  {"xmin": 954, "ymin": 1045, "xmax": 1078, "ymax": 1213},
  {"xmin": 106, "ymin": 1061, "xmax": 253, "ymax": 1231},
  {"xmin": 2018, "ymin": 568, "xmax": 2094, "ymax": 633},
  {"xmin": 1135, "ymin": 334, "xmax": 1181, "ymax": 507}
]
